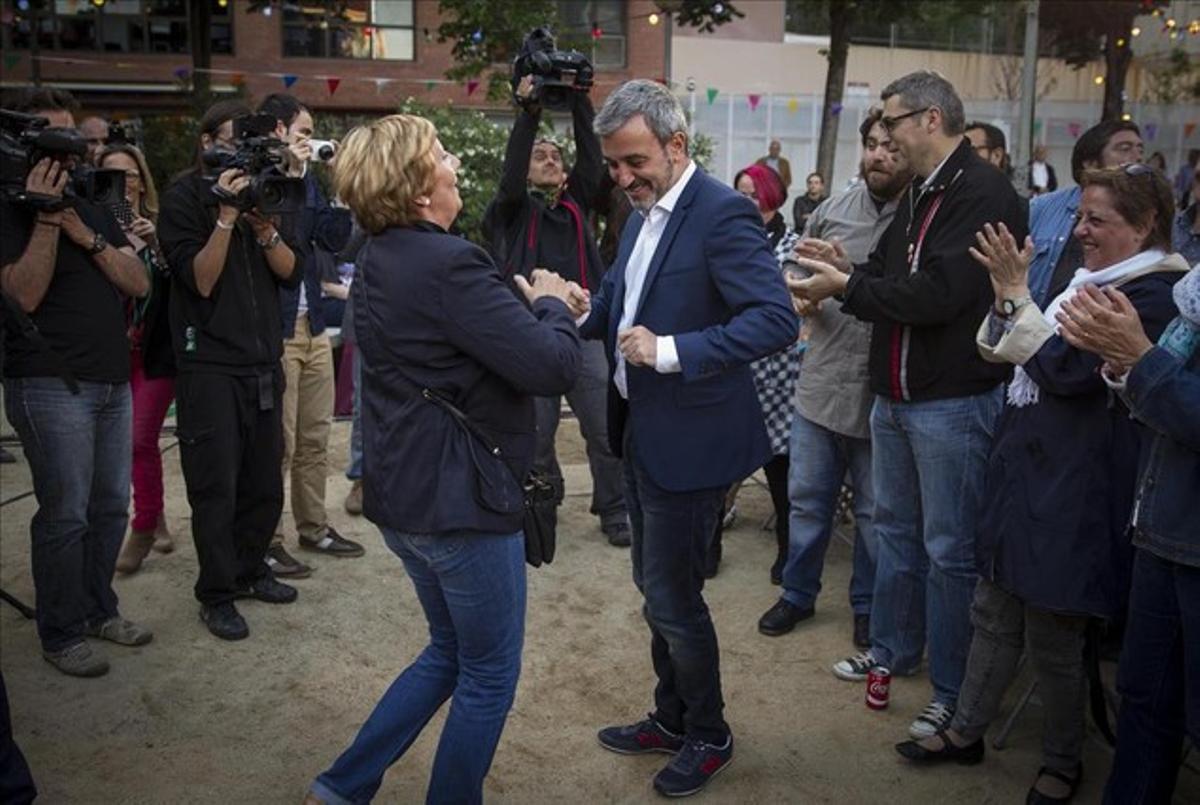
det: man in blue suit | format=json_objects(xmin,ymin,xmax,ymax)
[{"xmin": 580, "ymin": 79, "xmax": 798, "ymax": 798}]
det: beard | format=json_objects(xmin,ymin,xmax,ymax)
[{"xmin": 863, "ymin": 161, "xmax": 909, "ymax": 200}]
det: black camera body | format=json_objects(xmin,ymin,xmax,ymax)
[
  {"xmin": 201, "ymin": 112, "xmax": 305, "ymax": 215},
  {"xmin": 512, "ymin": 28, "xmax": 594, "ymax": 112},
  {"xmin": 0, "ymin": 109, "xmax": 126, "ymax": 212}
]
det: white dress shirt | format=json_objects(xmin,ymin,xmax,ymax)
[{"xmin": 613, "ymin": 160, "xmax": 696, "ymax": 399}]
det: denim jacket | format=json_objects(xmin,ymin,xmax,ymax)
[
  {"xmin": 1027, "ymin": 186, "xmax": 1081, "ymax": 307},
  {"xmin": 1123, "ymin": 344, "xmax": 1200, "ymax": 568}
]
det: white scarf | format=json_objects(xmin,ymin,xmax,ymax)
[{"xmin": 1007, "ymin": 248, "xmax": 1168, "ymax": 407}]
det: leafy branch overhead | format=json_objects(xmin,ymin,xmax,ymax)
[{"xmin": 435, "ymin": 0, "xmax": 745, "ymax": 100}]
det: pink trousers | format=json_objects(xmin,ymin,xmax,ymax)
[{"xmin": 130, "ymin": 347, "xmax": 175, "ymax": 533}]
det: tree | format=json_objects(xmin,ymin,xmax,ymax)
[
  {"xmin": 1039, "ymin": 0, "xmax": 1170, "ymax": 121},
  {"xmin": 435, "ymin": 0, "xmax": 744, "ymax": 101}
]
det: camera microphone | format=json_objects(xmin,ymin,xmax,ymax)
[{"xmin": 309, "ymin": 139, "xmax": 337, "ymax": 163}]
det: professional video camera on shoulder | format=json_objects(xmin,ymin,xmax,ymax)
[
  {"xmin": 201, "ymin": 111, "xmax": 305, "ymax": 215},
  {"xmin": 511, "ymin": 27, "xmax": 594, "ymax": 111},
  {"xmin": 0, "ymin": 108, "xmax": 125, "ymax": 211}
]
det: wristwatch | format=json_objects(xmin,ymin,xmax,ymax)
[
  {"xmin": 88, "ymin": 231, "xmax": 108, "ymax": 256},
  {"xmin": 257, "ymin": 231, "xmax": 282, "ymax": 251},
  {"xmin": 996, "ymin": 295, "xmax": 1032, "ymax": 318}
]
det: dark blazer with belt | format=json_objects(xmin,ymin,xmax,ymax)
[
  {"xmin": 580, "ymin": 167, "xmax": 799, "ymax": 493},
  {"xmin": 354, "ymin": 221, "xmax": 580, "ymax": 536}
]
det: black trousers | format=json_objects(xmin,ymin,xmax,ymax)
[
  {"xmin": 0, "ymin": 672, "xmax": 35, "ymax": 805},
  {"xmin": 176, "ymin": 371, "xmax": 284, "ymax": 606}
]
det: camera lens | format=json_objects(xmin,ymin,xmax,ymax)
[{"xmin": 316, "ymin": 143, "xmax": 335, "ymax": 161}]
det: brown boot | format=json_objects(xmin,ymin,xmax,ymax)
[
  {"xmin": 344, "ymin": 479, "xmax": 363, "ymax": 515},
  {"xmin": 115, "ymin": 529, "xmax": 155, "ymax": 574},
  {"xmin": 152, "ymin": 514, "xmax": 175, "ymax": 554}
]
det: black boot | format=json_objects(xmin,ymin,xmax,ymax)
[{"xmin": 771, "ymin": 529, "xmax": 788, "ymax": 586}]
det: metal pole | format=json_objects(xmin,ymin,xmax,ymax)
[
  {"xmin": 664, "ymin": 12, "xmax": 673, "ymax": 83},
  {"xmin": 30, "ymin": 5, "xmax": 42, "ymax": 87},
  {"xmin": 1012, "ymin": 0, "xmax": 1039, "ymax": 195}
]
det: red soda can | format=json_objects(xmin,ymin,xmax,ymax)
[{"xmin": 866, "ymin": 667, "xmax": 891, "ymax": 710}]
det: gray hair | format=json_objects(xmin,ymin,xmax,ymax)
[
  {"xmin": 594, "ymin": 79, "xmax": 688, "ymax": 146},
  {"xmin": 881, "ymin": 71, "xmax": 965, "ymax": 137}
]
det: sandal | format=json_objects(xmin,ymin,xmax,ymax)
[{"xmin": 1026, "ymin": 764, "xmax": 1082, "ymax": 804}]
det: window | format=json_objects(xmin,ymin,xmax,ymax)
[
  {"xmin": 282, "ymin": 0, "xmax": 414, "ymax": 61},
  {"xmin": 557, "ymin": 0, "xmax": 625, "ymax": 69},
  {"xmin": 1, "ymin": 0, "xmax": 232, "ymax": 54}
]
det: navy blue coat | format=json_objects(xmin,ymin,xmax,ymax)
[
  {"xmin": 353, "ymin": 221, "xmax": 580, "ymax": 536},
  {"xmin": 580, "ymin": 168, "xmax": 799, "ymax": 492},
  {"xmin": 978, "ymin": 271, "xmax": 1182, "ymax": 618}
]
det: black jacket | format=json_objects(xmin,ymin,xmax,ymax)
[
  {"xmin": 843, "ymin": 138, "xmax": 1027, "ymax": 402},
  {"xmin": 481, "ymin": 93, "xmax": 605, "ymax": 290},
  {"xmin": 158, "ymin": 173, "xmax": 302, "ymax": 374},
  {"xmin": 278, "ymin": 172, "xmax": 352, "ymax": 338},
  {"xmin": 355, "ymin": 221, "xmax": 579, "ymax": 536}
]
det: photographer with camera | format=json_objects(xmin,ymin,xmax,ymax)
[
  {"xmin": 482, "ymin": 29, "xmax": 629, "ymax": 546},
  {"xmin": 0, "ymin": 87, "xmax": 152, "ymax": 678},
  {"xmin": 158, "ymin": 99, "xmax": 304, "ymax": 641},
  {"xmin": 254, "ymin": 93, "xmax": 358, "ymax": 579}
]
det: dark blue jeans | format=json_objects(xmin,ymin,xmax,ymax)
[
  {"xmin": 3, "ymin": 377, "xmax": 131, "ymax": 652},
  {"xmin": 1104, "ymin": 548, "xmax": 1200, "ymax": 804},
  {"xmin": 781, "ymin": 413, "xmax": 877, "ymax": 614},
  {"xmin": 312, "ymin": 528, "xmax": 526, "ymax": 805},
  {"xmin": 623, "ymin": 430, "xmax": 729, "ymax": 745}
]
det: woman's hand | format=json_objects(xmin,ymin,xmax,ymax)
[
  {"xmin": 129, "ymin": 214, "xmax": 156, "ymax": 242},
  {"xmin": 969, "ymin": 222, "xmax": 1034, "ymax": 301},
  {"xmin": 1056, "ymin": 284, "xmax": 1154, "ymax": 373},
  {"xmin": 514, "ymin": 268, "xmax": 574, "ymax": 307},
  {"xmin": 787, "ymin": 258, "xmax": 848, "ymax": 302}
]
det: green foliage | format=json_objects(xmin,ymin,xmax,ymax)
[
  {"xmin": 436, "ymin": 0, "xmax": 560, "ymax": 101},
  {"xmin": 394, "ymin": 97, "xmax": 513, "ymax": 244},
  {"xmin": 660, "ymin": 0, "xmax": 746, "ymax": 33},
  {"xmin": 1144, "ymin": 47, "xmax": 1200, "ymax": 104}
]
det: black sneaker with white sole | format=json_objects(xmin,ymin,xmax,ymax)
[
  {"xmin": 597, "ymin": 715, "xmax": 685, "ymax": 755},
  {"xmin": 652, "ymin": 735, "xmax": 734, "ymax": 798}
]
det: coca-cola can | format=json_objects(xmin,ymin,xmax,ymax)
[{"xmin": 866, "ymin": 666, "xmax": 891, "ymax": 710}]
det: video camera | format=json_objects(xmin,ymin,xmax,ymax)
[
  {"xmin": 511, "ymin": 28, "xmax": 594, "ymax": 112},
  {"xmin": 0, "ymin": 109, "xmax": 126, "ymax": 212},
  {"xmin": 200, "ymin": 111, "xmax": 305, "ymax": 215}
]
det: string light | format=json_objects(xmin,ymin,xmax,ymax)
[
  {"xmin": 1094, "ymin": 75, "xmax": 1104, "ymax": 85},
  {"xmin": 1131, "ymin": 26, "xmax": 1141, "ymax": 36},
  {"xmin": 648, "ymin": 12, "xmax": 660, "ymax": 25},
  {"xmin": 1166, "ymin": 18, "xmax": 1177, "ymax": 28},
  {"xmin": 218, "ymin": 0, "xmax": 228, "ymax": 7},
  {"xmin": 1121, "ymin": 113, "xmax": 1132, "ymax": 121},
  {"xmin": 1116, "ymin": 37, "xmax": 1126, "ymax": 47},
  {"xmin": 591, "ymin": 24, "xmax": 603, "ymax": 39}
]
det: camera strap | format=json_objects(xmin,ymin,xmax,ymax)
[{"xmin": 0, "ymin": 290, "xmax": 80, "ymax": 395}]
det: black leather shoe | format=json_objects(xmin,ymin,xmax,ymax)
[
  {"xmin": 201, "ymin": 602, "xmax": 249, "ymax": 641},
  {"xmin": 757, "ymin": 599, "xmax": 814, "ymax": 636},
  {"xmin": 895, "ymin": 730, "xmax": 985, "ymax": 765},
  {"xmin": 602, "ymin": 522, "xmax": 631, "ymax": 547},
  {"xmin": 853, "ymin": 613, "xmax": 871, "ymax": 649},
  {"xmin": 1026, "ymin": 764, "xmax": 1082, "ymax": 804},
  {"xmin": 243, "ymin": 576, "xmax": 298, "ymax": 604}
]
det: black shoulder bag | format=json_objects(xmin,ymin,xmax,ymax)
[{"xmin": 356, "ymin": 239, "xmax": 559, "ymax": 567}]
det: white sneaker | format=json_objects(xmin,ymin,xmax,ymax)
[
  {"xmin": 908, "ymin": 700, "xmax": 955, "ymax": 739},
  {"xmin": 832, "ymin": 650, "xmax": 879, "ymax": 681}
]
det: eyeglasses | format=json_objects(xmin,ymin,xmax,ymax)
[{"xmin": 880, "ymin": 107, "xmax": 929, "ymax": 134}]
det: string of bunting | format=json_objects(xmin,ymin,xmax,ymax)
[{"xmin": 15, "ymin": 54, "xmax": 658, "ymax": 98}]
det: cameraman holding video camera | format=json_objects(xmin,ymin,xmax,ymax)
[
  {"xmin": 158, "ymin": 99, "xmax": 304, "ymax": 641},
  {"xmin": 0, "ymin": 87, "xmax": 152, "ymax": 678},
  {"xmin": 255, "ymin": 93, "xmax": 358, "ymax": 580},
  {"xmin": 483, "ymin": 29, "xmax": 630, "ymax": 546}
]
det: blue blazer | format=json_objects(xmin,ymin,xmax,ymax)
[{"xmin": 581, "ymin": 167, "xmax": 799, "ymax": 492}]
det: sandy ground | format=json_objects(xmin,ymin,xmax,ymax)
[{"xmin": 2, "ymin": 417, "xmax": 1197, "ymax": 804}]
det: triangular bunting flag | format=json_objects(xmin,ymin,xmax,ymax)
[
  {"xmin": 786, "ymin": 98, "xmax": 799, "ymax": 114},
  {"xmin": 2, "ymin": 53, "xmax": 20, "ymax": 72},
  {"xmin": 747, "ymin": 94, "xmax": 762, "ymax": 112},
  {"xmin": 1067, "ymin": 122, "xmax": 1082, "ymax": 139},
  {"xmin": 1186, "ymin": 122, "xmax": 1198, "ymax": 139},
  {"xmin": 282, "ymin": 74, "xmax": 298, "ymax": 89},
  {"xmin": 425, "ymin": 80, "xmax": 436, "ymax": 92},
  {"xmin": 706, "ymin": 87, "xmax": 718, "ymax": 106},
  {"xmin": 372, "ymin": 78, "xmax": 390, "ymax": 95},
  {"xmin": 466, "ymin": 79, "xmax": 480, "ymax": 96},
  {"xmin": 1033, "ymin": 118, "xmax": 1043, "ymax": 133},
  {"xmin": 230, "ymin": 73, "xmax": 246, "ymax": 87},
  {"xmin": 172, "ymin": 66, "xmax": 190, "ymax": 81},
  {"xmin": 831, "ymin": 102, "xmax": 843, "ymax": 117},
  {"xmin": 1144, "ymin": 122, "xmax": 1158, "ymax": 141},
  {"xmin": 326, "ymin": 77, "xmax": 341, "ymax": 96}
]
